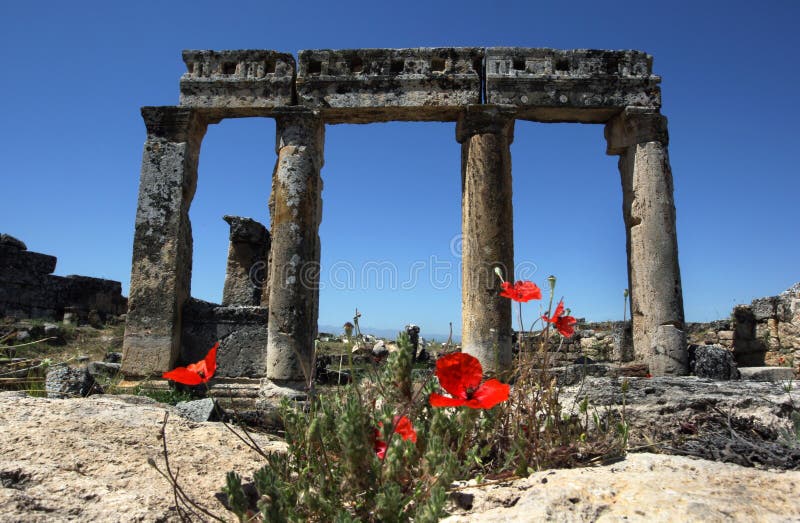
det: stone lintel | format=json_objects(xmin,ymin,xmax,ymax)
[
  {"xmin": 605, "ymin": 107, "xmax": 668, "ymax": 155},
  {"xmin": 141, "ymin": 106, "xmax": 207, "ymax": 143},
  {"xmin": 297, "ymin": 48, "xmax": 482, "ymax": 122},
  {"xmin": 486, "ymin": 48, "xmax": 661, "ymax": 123},
  {"xmin": 180, "ymin": 50, "xmax": 296, "ymax": 108},
  {"xmin": 456, "ymin": 105, "xmax": 516, "ymax": 143}
]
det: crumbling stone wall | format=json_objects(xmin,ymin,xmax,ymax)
[
  {"xmin": 685, "ymin": 283, "xmax": 800, "ymax": 368},
  {"xmin": 0, "ymin": 234, "xmax": 127, "ymax": 321},
  {"xmin": 181, "ymin": 298, "xmax": 268, "ymax": 378}
]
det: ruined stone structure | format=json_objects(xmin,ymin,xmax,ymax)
[
  {"xmin": 122, "ymin": 47, "xmax": 687, "ymax": 381},
  {"xmin": 686, "ymin": 282, "xmax": 800, "ymax": 368},
  {"xmin": 0, "ymin": 234, "xmax": 127, "ymax": 322}
]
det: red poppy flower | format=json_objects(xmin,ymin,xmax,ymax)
[
  {"xmin": 429, "ymin": 352, "xmax": 509, "ymax": 409},
  {"xmin": 374, "ymin": 415, "xmax": 417, "ymax": 460},
  {"xmin": 542, "ymin": 300, "xmax": 577, "ymax": 337},
  {"xmin": 162, "ymin": 342, "xmax": 218, "ymax": 385},
  {"xmin": 499, "ymin": 280, "xmax": 542, "ymax": 303}
]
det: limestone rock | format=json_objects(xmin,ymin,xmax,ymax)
[
  {"xmin": 175, "ymin": 397, "xmax": 220, "ymax": 422},
  {"xmin": 0, "ymin": 392, "xmax": 284, "ymax": 521},
  {"xmin": 442, "ymin": 453, "xmax": 800, "ymax": 522},
  {"xmin": 45, "ymin": 365, "xmax": 96, "ymax": 399},
  {"xmin": 180, "ymin": 298, "xmax": 268, "ymax": 378},
  {"xmin": 739, "ymin": 366, "xmax": 796, "ymax": 382},
  {"xmin": 221, "ymin": 215, "xmax": 269, "ymax": 307},
  {"xmin": 689, "ymin": 344, "xmax": 740, "ymax": 380},
  {"xmin": 87, "ymin": 361, "xmax": 121, "ymax": 380},
  {"xmin": 372, "ymin": 339, "xmax": 388, "ymax": 357},
  {"xmin": 560, "ymin": 376, "xmax": 799, "ymax": 469}
]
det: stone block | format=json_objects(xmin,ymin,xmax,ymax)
[
  {"xmin": 180, "ymin": 50, "xmax": 296, "ymax": 112},
  {"xmin": 0, "ymin": 246, "xmax": 57, "ymax": 282},
  {"xmin": 751, "ymin": 296, "xmax": 779, "ymax": 321},
  {"xmin": 297, "ymin": 47, "xmax": 482, "ymax": 123},
  {"xmin": 222, "ymin": 216, "xmax": 269, "ymax": 307},
  {"xmin": 175, "ymin": 398, "xmax": 221, "ymax": 422},
  {"xmin": 650, "ymin": 325, "xmax": 688, "ymax": 376},
  {"xmin": 485, "ymin": 48, "xmax": 661, "ymax": 123},
  {"xmin": 688, "ymin": 344, "xmax": 740, "ymax": 380},
  {"xmin": 181, "ymin": 298, "xmax": 269, "ymax": 378},
  {"xmin": 45, "ymin": 365, "xmax": 97, "ymax": 399},
  {"xmin": 738, "ymin": 366, "xmax": 796, "ymax": 382},
  {"xmin": 718, "ymin": 330, "xmax": 734, "ymax": 341}
]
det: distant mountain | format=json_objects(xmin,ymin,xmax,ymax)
[{"xmin": 318, "ymin": 324, "xmax": 460, "ymax": 344}]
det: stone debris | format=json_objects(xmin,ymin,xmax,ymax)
[
  {"xmin": 688, "ymin": 344, "xmax": 740, "ymax": 380},
  {"xmin": 174, "ymin": 397, "xmax": 220, "ymax": 423},
  {"xmin": 45, "ymin": 365, "xmax": 97, "ymax": 399},
  {"xmin": 442, "ymin": 453, "xmax": 800, "ymax": 522},
  {"xmin": 0, "ymin": 392, "xmax": 285, "ymax": 522}
]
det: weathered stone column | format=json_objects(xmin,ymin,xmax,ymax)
[
  {"xmin": 122, "ymin": 107, "xmax": 207, "ymax": 376},
  {"xmin": 266, "ymin": 109, "xmax": 324, "ymax": 386},
  {"xmin": 457, "ymin": 106, "xmax": 515, "ymax": 373},
  {"xmin": 221, "ymin": 215, "xmax": 270, "ymax": 306},
  {"xmin": 605, "ymin": 107, "xmax": 687, "ymax": 375}
]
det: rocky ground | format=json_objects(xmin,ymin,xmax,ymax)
[
  {"xmin": 1, "ymin": 373, "xmax": 798, "ymax": 522},
  {"xmin": 0, "ymin": 392, "xmax": 285, "ymax": 522}
]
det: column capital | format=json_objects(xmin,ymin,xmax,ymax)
[
  {"xmin": 140, "ymin": 106, "xmax": 207, "ymax": 142},
  {"xmin": 456, "ymin": 105, "xmax": 516, "ymax": 144},
  {"xmin": 605, "ymin": 107, "xmax": 668, "ymax": 155},
  {"xmin": 274, "ymin": 108, "xmax": 324, "ymax": 151}
]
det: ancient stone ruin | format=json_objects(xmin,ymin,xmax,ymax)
[
  {"xmin": 121, "ymin": 47, "xmax": 686, "ymax": 383},
  {"xmin": 0, "ymin": 234, "xmax": 127, "ymax": 322}
]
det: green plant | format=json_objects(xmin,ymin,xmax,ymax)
[
  {"xmin": 225, "ymin": 333, "xmax": 465, "ymax": 522},
  {"xmin": 222, "ymin": 276, "xmax": 628, "ymax": 522},
  {"xmin": 131, "ymin": 382, "xmax": 195, "ymax": 405}
]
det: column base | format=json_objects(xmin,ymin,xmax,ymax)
[
  {"xmin": 649, "ymin": 325, "xmax": 688, "ymax": 376},
  {"xmin": 258, "ymin": 378, "xmax": 309, "ymax": 401}
]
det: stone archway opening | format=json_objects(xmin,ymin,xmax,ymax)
[
  {"xmin": 510, "ymin": 121, "xmax": 628, "ymax": 319},
  {"xmin": 319, "ymin": 121, "xmax": 461, "ymax": 338},
  {"xmin": 189, "ymin": 117, "xmax": 276, "ymax": 306}
]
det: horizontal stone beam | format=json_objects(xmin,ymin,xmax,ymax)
[
  {"xmin": 296, "ymin": 48, "xmax": 483, "ymax": 123},
  {"xmin": 175, "ymin": 47, "xmax": 662, "ymax": 124},
  {"xmin": 486, "ymin": 48, "xmax": 661, "ymax": 123},
  {"xmin": 180, "ymin": 50, "xmax": 296, "ymax": 109}
]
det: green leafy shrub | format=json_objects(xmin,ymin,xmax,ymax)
[{"xmin": 223, "ymin": 278, "xmax": 627, "ymax": 521}]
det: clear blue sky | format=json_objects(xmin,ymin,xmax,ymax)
[{"xmin": 1, "ymin": 1, "xmax": 798, "ymax": 336}]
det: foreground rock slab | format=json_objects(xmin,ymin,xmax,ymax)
[
  {"xmin": 443, "ymin": 453, "xmax": 800, "ymax": 522},
  {"xmin": 0, "ymin": 392, "xmax": 284, "ymax": 522}
]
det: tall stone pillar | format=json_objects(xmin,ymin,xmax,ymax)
[
  {"xmin": 456, "ymin": 106, "xmax": 515, "ymax": 373},
  {"xmin": 605, "ymin": 107, "xmax": 687, "ymax": 376},
  {"xmin": 122, "ymin": 107, "xmax": 207, "ymax": 376},
  {"xmin": 221, "ymin": 215, "xmax": 270, "ymax": 306},
  {"xmin": 266, "ymin": 109, "xmax": 324, "ymax": 386}
]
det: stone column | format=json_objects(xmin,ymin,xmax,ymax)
[
  {"xmin": 221, "ymin": 215, "xmax": 270, "ymax": 306},
  {"xmin": 122, "ymin": 107, "xmax": 207, "ymax": 376},
  {"xmin": 456, "ymin": 106, "xmax": 515, "ymax": 373},
  {"xmin": 265, "ymin": 109, "xmax": 324, "ymax": 386},
  {"xmin": 605, "ymin": 107, "xmax": 687, "ymax": 375}
]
